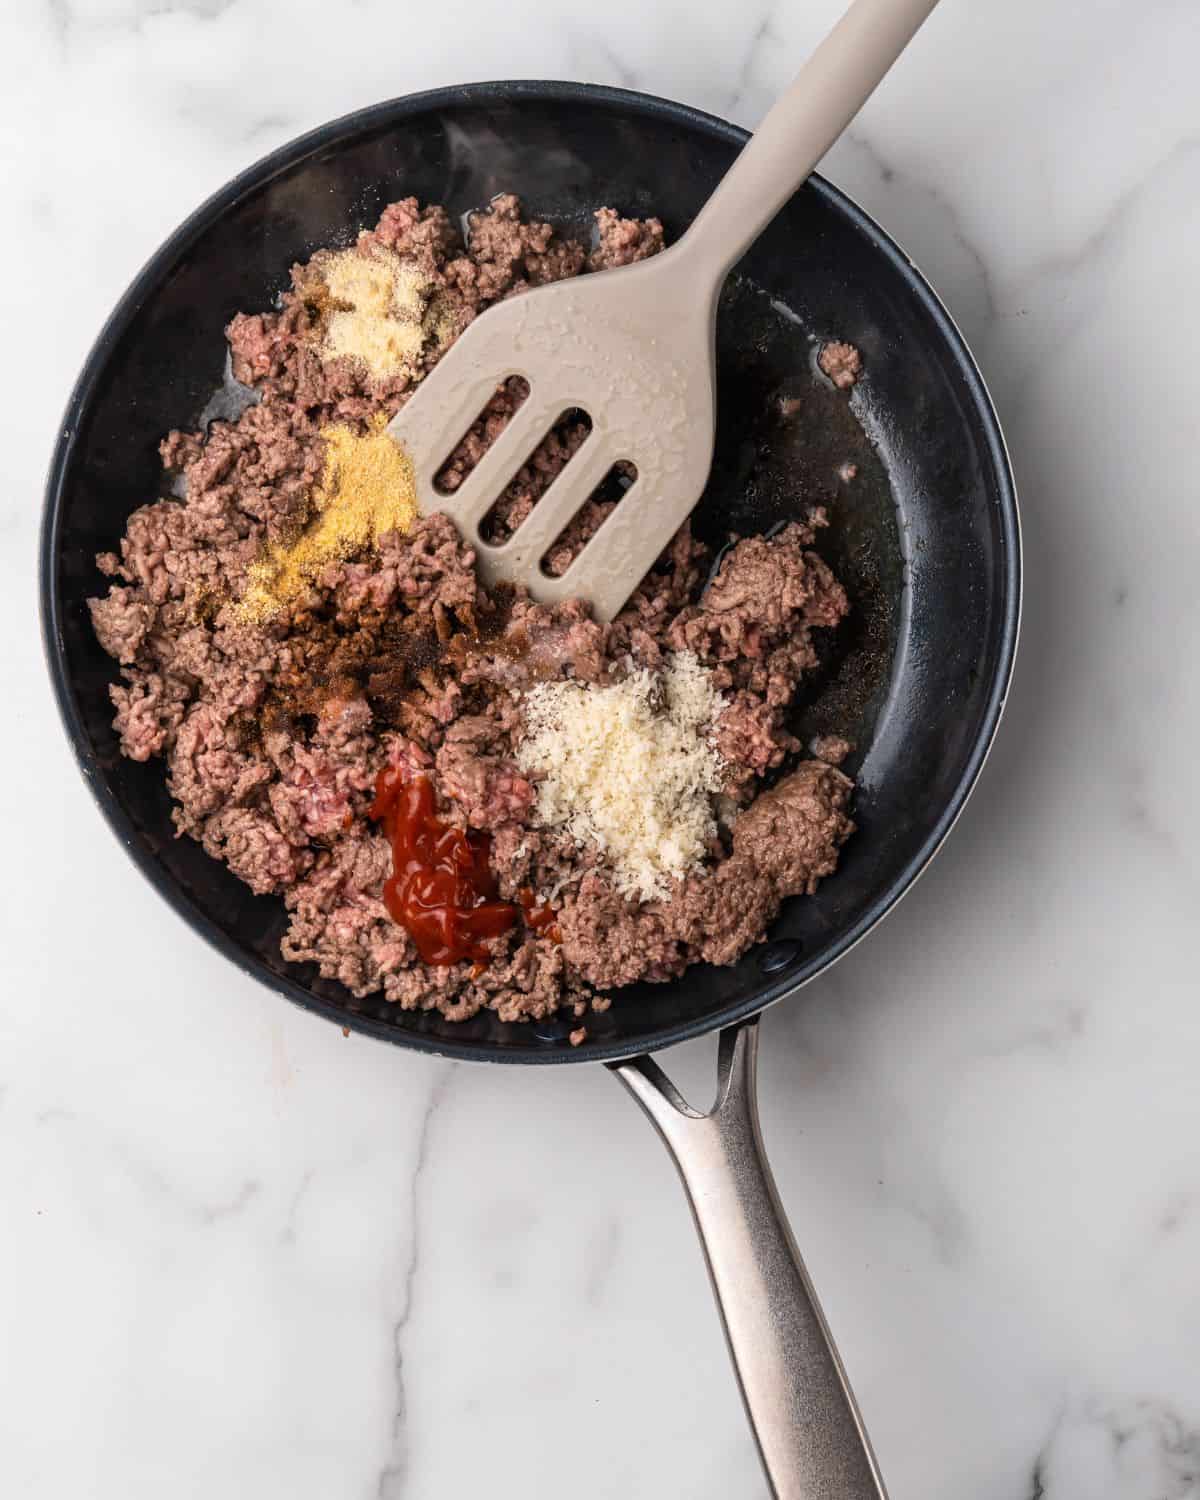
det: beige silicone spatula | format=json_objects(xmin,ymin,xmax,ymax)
[{"xmin": 389, "ymin": 0, "xmax": 940, "ymax": 621}]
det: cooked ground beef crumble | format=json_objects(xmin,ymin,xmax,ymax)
[
  {"xmin": 818, "ymin": 340, "xmax": 863, "ymax": 390},
  {"xmin": 89, "ymin": 193, "xmax": 856, "ymax": 1025}
]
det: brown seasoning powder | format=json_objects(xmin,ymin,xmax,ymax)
[{"xmin": 236, "ymin": 416, "xmax": 418, "ymax": 623}]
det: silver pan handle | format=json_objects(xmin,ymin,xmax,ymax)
[{"xmin": 611, "ymin": 1019, "xmax": 887, "ymax": 1500}]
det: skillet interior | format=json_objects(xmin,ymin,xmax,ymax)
[{"xmin": 41, "ymin": 83, "xmax": 1018, "ymax": 1063}]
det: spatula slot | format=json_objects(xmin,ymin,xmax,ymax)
[
  {"xmin": 538, "ymin": 462, "xmax": 638, "ymax": 578},
  {"xmin": 432, "ymin": 376, "xmax": 530, "ymax": 496},
  {"xmin": 477, "ymin": 408, "xmax": 594, "ymax": 545}
]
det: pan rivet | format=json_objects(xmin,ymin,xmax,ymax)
[{"xmin": 759, "ymin": 941, "xmax": 801, "ymax": 975}]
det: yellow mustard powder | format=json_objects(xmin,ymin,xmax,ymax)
[{"xmin": 236, "ymin": 416, "xmax": 417, "ymax": 623}]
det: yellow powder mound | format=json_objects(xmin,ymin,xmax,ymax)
[
  {"xmin": 236, "ymin": 417, "xmax": 417, "ymax": 623},
  {"xmin": 325, "ymin": 308, "xmax": 424, "ymax": 377},
  {"xmin": 316, "ymin": 246, "xmax": 437, "ymax": 380}
]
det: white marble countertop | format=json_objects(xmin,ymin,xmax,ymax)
[{"xmin": 3, "ymin": 1, "xmax": 1199, "ymax": 1496}]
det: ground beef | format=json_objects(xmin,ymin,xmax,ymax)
[
  {"xmin": 810, "ymin": 734, "xmax": 853, "ymax": 766},
  {"xmin": 589, "ymin": 207, "xmax": 666, "ymax": 271},
  {"xmin": 462, "ymin": 192, "xmax": 587, "ymax": 292},
  {"xmin": 556, "ymin": 763, "xmax": 854, "ymax": 982},
  {"xmin": 818, "ymin": 341, "xmax": 862, "ymax": 390},
  {"xmin": 89, "ymin": 589, "xmax": 156, "ymax": 664},
  {"xmin": 434, "ymin": 712, "xmax": 534, "ymax": 830},
  {"xmin": 666, "ymin": 519, "xmax": 848, "ymax": 791},
  {"xmin": 89, "ymin": 193, "xmax": 857, "ymax": 1025}
]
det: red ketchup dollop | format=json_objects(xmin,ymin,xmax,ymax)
[
  {"xmin": 519, "ymin": 887, "xmax": 562, "ymax": 943},
  {"xmin": 370, "ymin": 765, "xmax": 517, "ymax": 966},
  {"xmin": 369, "ymin": 765, "xmax": 559, "ymax": 967}
]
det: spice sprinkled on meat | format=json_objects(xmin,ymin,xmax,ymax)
[{"xmin": 89, "ymin": 193, "xmax": 859, "ymax": 1026}]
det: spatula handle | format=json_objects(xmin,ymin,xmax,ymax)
[{"xmin": 678, "ymin": 0, "xmax": 941, "ymax": 284}]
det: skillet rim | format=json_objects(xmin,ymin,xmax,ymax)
[{"xmin": 39, "ymin": 80, "xmax": 1021, "ymax": 1065}]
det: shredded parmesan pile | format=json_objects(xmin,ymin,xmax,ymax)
[{"xmin": 516, "ymin": 653, "xmax": 727, "ymax": 903}]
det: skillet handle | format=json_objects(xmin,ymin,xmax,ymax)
[{"xmin": 610, "ymin": 1018, "xmax": 887, "ymax": 1500}]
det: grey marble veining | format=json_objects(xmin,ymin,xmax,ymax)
[{"xmin": 2, "ymin": 0, "xmax": 1198, "ymax": 1495}]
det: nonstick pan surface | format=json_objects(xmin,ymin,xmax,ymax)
[{"xmin": 41, "ymin": 82, "xmax": 1019, "ymax": 1065}]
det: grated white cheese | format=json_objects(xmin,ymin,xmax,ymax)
[{"xmin": 515, "ymin": 652, "xmax": 726, "ymax": 903}]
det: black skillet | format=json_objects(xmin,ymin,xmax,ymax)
[{"xmin": 41, "ymin": 83, "xmax": 1019, "ymax": 1498}]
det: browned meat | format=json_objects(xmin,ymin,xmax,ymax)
[
  {"xmin": 88, "ymin": 191, "xmax": 859, "ymax": 1027},
  {"xmin": 435, "ymin": 715, "xmax": 534, "ymax": 830},
  {"xmin": 88, "ymin": 589, "xmax": 156, "ymax": 665},
  {"xmin": 557, "ymin": 762, "xmax": 854, "ymax": 980},
  {"xmin": 589, "ymin": 207, "xmax": 666, "ymax": 270},
  {"xmin": 727, "ymin": 762, "xmax": 855, "ymax": 894},
  {"xmin": 811, "ymin": 734, "xmax": 853, "ymax": 766},
  {"xmin": 818, "ymin": 341, "xmax": 862, "ymax": 390},
  {"xmin": 667, "ymin": 521, "xmax": 849, "ymax": 790}
]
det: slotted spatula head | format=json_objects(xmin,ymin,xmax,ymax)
[
  {"xmin": 389, "ymin": 0, "xmax": 940, "ymax": 625},
  {"xmin": 387, "ymin": 245, "xmax": 715, "ymax": 623}
]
